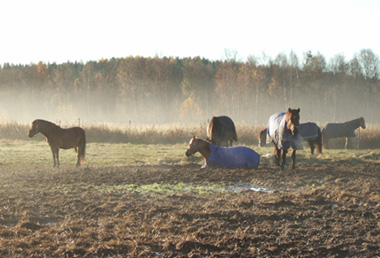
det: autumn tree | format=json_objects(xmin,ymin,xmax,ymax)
[{"xmin": 181, "ymin": 57, "xmax": 215, "ymax": 121}]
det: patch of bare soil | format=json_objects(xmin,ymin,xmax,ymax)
[{"xmin": 1, "ymin": 161, "xmax": 380, "ymax": 257}]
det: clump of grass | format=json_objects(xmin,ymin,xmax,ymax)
[
  {"xmin": 0, "ymin": 122, "xmax": 30, "ymax": 140},
  {"xmin": 0, "ymin": 121, "xmax": 380, "ymax": 148}
]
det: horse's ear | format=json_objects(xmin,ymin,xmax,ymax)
[
  {"xmin": 297, "ymin": 108, "xmax": 300, "ymax": 113},
  {"xmin": 288, "ymin": 108, "xmax": 291, "ymax": 112}
]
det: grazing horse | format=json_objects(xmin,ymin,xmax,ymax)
[
  {"xmin": 299, "ymin": 122, "xmax": 322, "ymax": 154},
  {"xmin": 207, "ymin": 116, "xmax": 238, "ymax": 147},
  {"xmin": 28, "ymin": 119, "xmax": 86, "ymax": 167},
  {"xmin": 258, "ymin": 122, "xmax": 322, "ymax": 155},
  {"xmin": 321, "ymin": 117, "xmax": 366, "ymax": 149},
  {"xmin": 185, "ymin": 136, "xmax": 260, "ymax": 169},
  {"xmin": 267, "ymin": 108, "xmax": 302, "ymax": 169}
]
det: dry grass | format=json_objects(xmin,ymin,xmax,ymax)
[{"xmin": 1, "ymin": 121, "xmax": 380, "ymax": 148}]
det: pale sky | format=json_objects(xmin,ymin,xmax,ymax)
[{"xmin": 1, "ymin": 0, "xmax": 379, "ymax": 64}]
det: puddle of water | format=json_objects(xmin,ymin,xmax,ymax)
[
  {"xmin": 0, "ymin": 217, "xmax": 63, "ymax": 227},
  {"xmin": 262, "ymin": 153, "xmax": 273, "ymax": 158},
  {"xmin": 227, "ymin": 185, "xmax": 273, "ymax": 193},
  {"xmin": 31, "ymin": 217, "xmax": 62, "ymax": 225},
  {"xmin": 0, "ymin": 218, "xmax": 18, "ymax": 227},
  {"xmin": 216, "ymin": 184, "xmax": 274, "ymax": 193}
]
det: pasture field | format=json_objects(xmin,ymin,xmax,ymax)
[{"xmin": 1, "ymin": 140, "xmax": 380, "ymax": 257}]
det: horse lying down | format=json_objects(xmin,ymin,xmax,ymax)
[{"xmin": 185, "ymin": 136, "xmax": 260, "ymax": 169}]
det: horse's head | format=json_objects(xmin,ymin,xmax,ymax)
[
  {"xmin": 186, "ymin": 136, "xmax": 202, "ymax": 157},
  {"xmin": 359, "ymin": 117, "xmax": 366, "ymax": 129},
  {"xmin": 28, "ymin": 120, "xmax": 40, "ymax": 137},
  {"xmin": 258, "ymin": 128, "xmax": 267, "ymax": 147},
  {"xmin": 285, "ymin": 108, "xmax": 300, "ymax": 135}
]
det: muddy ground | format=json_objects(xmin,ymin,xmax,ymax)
[{"xmin": 0, "ymin": 160, "xmax": 380, "ymax": 257}]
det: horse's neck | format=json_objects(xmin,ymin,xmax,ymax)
[
  {"xmin": 39, "ymin": 123, "xmax": 60, "ymax": 139},
  {"xmin": 282, "ymin": 116, "xmax": 291, "ymax": 134},
  {"xmin": 345, "ymin": 119, "xmax": 361, "ymax": 129},
  {"xmin": 198, "ymin": 142, "xmax": 211, "ymax": 161}
]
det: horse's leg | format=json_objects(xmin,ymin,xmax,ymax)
[
  {"xmin": 345, "ymin": 137, "xmax": 350, "ymax": 149},
  {"xmin": 323, "ymin": 137, "xmax": 329, "ymax": 149},
  {"xmin": 274, "ymin": 145, "xmax": 280, "ymax": 168},
  {"xmin": 281, "ymin": 149, "xmax": 288, "ymax": 170},
  {"xmin": 51, "ymin": 148, "xmax": 56, "ymax": 168},
  {"xmin": 50, "ymin": 146, "xmax": 58, "ymax": 168},
  {"xmin": 56, "ymin": 149, "xmax": 60, "ymax": 168},
  {"xmin": 291, "ymin": 149, "xmax": 296, "ymax": 169},
  {"xmin": 308, "ymin": 140, "xmax": 315, "ymax": 155},
  {"xmin": 317, "ymin": 130, "xmax": 322, "ymax": 154},
  {"xmin": 76, "ymin": 146, "xmax": 81, "ymax": 167}
]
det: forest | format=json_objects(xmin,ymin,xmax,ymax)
[{"xmin": 0, "ymin": 49, "xmax": 379, "ymax": 125}]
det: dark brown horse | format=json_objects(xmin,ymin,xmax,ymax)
[
  {"xmin": 267, "ymin": 108, "xmax": 302, "ymax": 169},
  {"xmin": 28, "ymin": 119, "xmax": 86, "ymax": 167},
  {"xmin": 258, "ymin": 122, "xmax": 322, "ymax": 155},
  {"xmin": 322, "ymin": 117, "xmax": 366, "ymax": 149},
  {"xmin": 207, "ymin": 116, "xmax": 237, "ymax": 147}
]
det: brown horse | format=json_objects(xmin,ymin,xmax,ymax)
[
  {"xmin": 28, "ymin": 119, "xmax": 86, "ymax": 167},
  {"xmin": 207, "ymin": 116, "xmax": 237, "ymax": 147},
  {"xmin": 321, "ymin": 117, "xmax": 366, "ymax": 149},
  {"xmin": 267, "ymin": 108, "xmax": 301, "ymax": 169}
]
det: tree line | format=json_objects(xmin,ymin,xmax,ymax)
[{"xmin": 0, "ymin": 49, "xmax": 379, "ymax": 125}]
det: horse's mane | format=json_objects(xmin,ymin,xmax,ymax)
[{"xmin": 34, "ymin": 119, "xmax": 61, "ymax": 129}]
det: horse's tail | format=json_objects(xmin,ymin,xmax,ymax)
[
  {"xmin": 79, "ymin": 142, "xmax": 86, "ymax": 164},
  {"xmin": 321, "ymin": 127, "xmax": 327, "ymax": 149},
  {"xmin": 231, "ymin": 123, "xmax": 238, "ymax": 142},
  {"xmin": 316, "ymin": 126, "xmax": 322, "ymax": 154},
  {"xmin": 208, "ymin": 117, "xmax": 216, "ymax": 143}
]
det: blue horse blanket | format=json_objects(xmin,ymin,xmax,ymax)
[
  {"xmin": 208, "ymin": 144, "xmax": 260, "ymax": 169},
  {"xmin": 267, "ymin": 112, "xmax": 303, "ymax": 150},
  {"xmin": 298, "ymin": 122, "xmax": 319, "ymax": 140}
]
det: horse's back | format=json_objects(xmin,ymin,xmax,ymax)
[
  {"xmin": 209, "ymin": 144, "xmax": 259, "ymax": 169},
  {"xmin": 322, "ymin": 123, "xmax": 356, "ymax": 138},
  {"xmin": 219, "ymin": 116, "xmax": 237, "ymax": 141},
  {"xmin": 267, "ymin": 112, "xmax": 286, "ymax": 145},
  {"xmin": 208, "ymin": 116, "xmax": 237, "ymax": 145},
  {"xmin": 267, "ymin": 112, "xmax": 303, "ymax": 150},
  {"xmin": 58, "ymin": 127, "xmax": 86, "ymax": 149},
  {"xmin": 299, "ymin": 122, "xmax": 319, "ymax": 140}
]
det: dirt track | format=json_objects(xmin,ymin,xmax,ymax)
[{"xmin": 1, "ymin": 160, "xmax": 380, "ymax": 257}]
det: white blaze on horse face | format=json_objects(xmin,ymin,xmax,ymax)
[{"xmin": 186, "ymin": 138, "xmax": 196, "ymax": 157}]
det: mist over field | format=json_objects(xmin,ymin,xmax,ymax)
[{"xmin": 0, "ymin": 49, "xmax": 379, "ymax": 126}]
